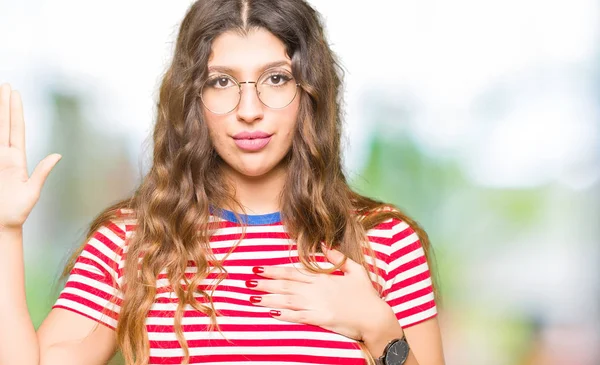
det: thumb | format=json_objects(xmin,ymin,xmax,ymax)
[
  {"xmin": 321, "ymin": 243, "xmax": 359, "ymax": 274},
  {"xmin": 29, "ymin": 154, "xmax": 62, "ymax": 191}
]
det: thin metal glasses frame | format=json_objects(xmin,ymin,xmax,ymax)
[{"xmin": 200, "ymin": 69, "xmax": 301, "ymax": 115}]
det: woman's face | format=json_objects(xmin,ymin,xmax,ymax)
[{"xmin": 203, "ymin": 28, "xmax": 300, "ymax": 179}]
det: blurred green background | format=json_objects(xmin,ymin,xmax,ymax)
[{"xmin": 3, "ymin": 0, "xmax": 599, "ymax": 364}]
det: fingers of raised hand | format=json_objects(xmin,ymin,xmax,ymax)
[
  {"xmin": 253, "ymin": 265, "xmax": 318, "ymax": 283},
  {"xmin": 0, "ymin": 83, "xmax": 12, "ymax": 147},
  {"xmin": 10, "ymin": 89, "xmax": 25, "ymax": 151},
  {"xmin": 0, "ymin": 83, "xmax": 26, "ymax": 154},
  {"xmin": 29, "ymin": 154, "xmax": 62, "ymax": 191}
]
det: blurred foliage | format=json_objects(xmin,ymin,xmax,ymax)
[
  {"xmin": 350, "ymin": 127, "xmax": 555, "ymax": 365},
  {"xmin": 351, "ymin": 132, "xmax": 465, "ymax": 306},
  {"xmin": 28, "ymin": 88, "xmax": 137, "ymax": 324}
]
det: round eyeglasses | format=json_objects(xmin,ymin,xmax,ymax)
[{"xmin": 200, "ymin": 69, "xmax": 300, "ymax": 114}]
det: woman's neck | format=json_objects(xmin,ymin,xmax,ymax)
[{"xmin": 221, "ymin": 163, "xmax": 286, "ymax": 215}]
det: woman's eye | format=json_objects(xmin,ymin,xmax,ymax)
[
  {"xmin": 208, "ymin": 76, "xmax": 234, "ymax": 88},
  {"xmin": 264, "ymin": 73, "xmax": 291, "ymax": 86},
  {"xmin": 270, "ymin": 75, "xmax": 283, "ymax": 84}
]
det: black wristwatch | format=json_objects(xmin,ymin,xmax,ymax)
[{"xmin": 375, "ymin": 335, "xmax": 410, "ymax": 365}]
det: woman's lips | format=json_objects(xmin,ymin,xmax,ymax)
[
  {"xmin": 232, "ymin": 131, "xmax": 272, "ymax": 152},
  {"xmin": 233, "ymin": 136, "xmax": 272, "ymax": 151}
]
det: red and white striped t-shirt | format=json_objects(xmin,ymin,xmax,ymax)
[{"xmin": 54, "ymin": 208, "xmax": 437, "ymax": 364}]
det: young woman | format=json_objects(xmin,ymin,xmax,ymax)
[{"xmin": 0, "ymin": 0, "xmax": 445, "ymax": 364}]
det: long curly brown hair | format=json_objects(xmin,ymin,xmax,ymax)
[{"xmin": 62, "ymin": 1, "xmax": 438, "ymax": 364}]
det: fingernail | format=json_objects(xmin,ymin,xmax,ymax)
[
  {"xmin": 270, "ymin": 310, "xmax": 281, "ymax": 316},
  {"xmin": 252, "ymin": 266, "xmax": 264, "ymax": 274},
  {"xmin": 245, "ymin": 280, "xmax": 258, "ymax": 288},
  {"xmin": 249, "ymin": 296, "xmax": 262, "ymax": 304}
]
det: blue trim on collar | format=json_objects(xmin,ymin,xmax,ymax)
[{"xmin": 215, "ymin": 208, "xmax": 281, "ymax": 225}]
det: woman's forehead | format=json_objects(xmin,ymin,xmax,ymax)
[{"xmin": 207, "ymin": 28, "xmax": 292, "ymax": 76}]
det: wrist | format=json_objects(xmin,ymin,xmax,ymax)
[
  {"xmin": 361, "ymin": 300, "xmax": 404, "ymax": 358},
  {"xmin": 0, "ymin": 224, "xmax": 23, "ymax": 238}
]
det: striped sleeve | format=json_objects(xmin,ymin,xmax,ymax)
[
  {"xmin": 382, "ymin": 219, "xmax": 437, "ymax": 328},
  {"xmin": 52, "ymin": 219, "xmax": 127, "ymax": 330}
]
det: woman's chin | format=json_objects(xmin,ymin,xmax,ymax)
[
  {"xmin": 228, "ymin": 154, "xmax": 287, "ymax": 179},
  {"xmin": 233, "ymin": 158, "xmax": 289, "ymax": 179},
  {"xmin": 236, "ymin": 165, "xmax": 277, "ymax": 178}
]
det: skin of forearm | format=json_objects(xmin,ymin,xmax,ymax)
[
  {"xmin": 361, "ymin": 301, "xmax": 419, "ymax": 365},
  {"xmin": 0, "ymin": 226, "xmax": 40, "ymax": 365}
]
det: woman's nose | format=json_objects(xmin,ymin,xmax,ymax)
[{"xmin": 236, "ymin": 82, "xmax": 264, "ymax": 124}]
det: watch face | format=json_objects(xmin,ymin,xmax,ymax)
[{"xmin": 385, "ymin": 339, "xmax": 410, "ymax": 365}]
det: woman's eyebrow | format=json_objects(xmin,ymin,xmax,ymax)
[{"xmin": 207, "ymin": 60, "xmax": 291, "ymax": 74}]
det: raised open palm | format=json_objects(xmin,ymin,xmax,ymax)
[{"xmin": 0, "ymin": 83, "xmax": 61, "ymax": 229}]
